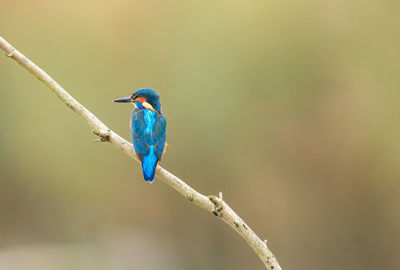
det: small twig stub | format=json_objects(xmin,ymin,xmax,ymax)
[
  {"xmin": 93, "ymin": 129, "xmax": 110, "ymax": 142},
  {"xmin": 208, "ymin": 195, "xmax": 224, "ymax": 217}
]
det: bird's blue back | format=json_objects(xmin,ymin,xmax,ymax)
[{"xmin": 131, "ymin": 106, "xmax": 166, "ymax": 182}]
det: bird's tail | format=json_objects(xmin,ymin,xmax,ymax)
[{"xmin": 141, "ymin": 145, "xmax": 158, "ymax": 183}]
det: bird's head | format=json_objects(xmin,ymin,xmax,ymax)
[{"xmin": 113, "ymin": 88, "xmax": 162, "ymax": 112}]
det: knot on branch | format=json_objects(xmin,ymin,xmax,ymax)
[
  {"xmin": 93, "ymin": 129, "xmax": 111, "ymax": 142},
  {"xmin": 208, "ymin": 192, "xmax": 224, "ymax": 217}
]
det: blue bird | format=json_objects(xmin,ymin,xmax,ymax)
[{"xmin": 114, "ymin": 88, "xmax": 167, "ymax": 182}]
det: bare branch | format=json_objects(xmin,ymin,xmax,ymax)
[{"xmin": 0, "ymin": 36, "xmax": 282, "ymax": 270}]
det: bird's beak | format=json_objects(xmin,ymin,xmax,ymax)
[{"xmin": 113, "ymin": 96, "xmax": 134, "ymax": 103}]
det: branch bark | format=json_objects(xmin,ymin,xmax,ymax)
[{"xmin": 0, "ymin": 36, "xmax": 282, "ymax": 270}]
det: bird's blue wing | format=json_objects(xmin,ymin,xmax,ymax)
[
  {"xmin": 131, "ymin": 109, "xmax": 167, "ymax": 181},
  {"xmin": 153, "ymin": 112, "xmax": 167, "ymax": 159},
  {"xmin": 131, "ymin": 109, "xmax": 149, "ymax": 161}
]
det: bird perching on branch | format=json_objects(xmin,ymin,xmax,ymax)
[
  {"xmin": 0, "ymin": 36, "xmax": 281, "ymax": 269},
  {"xmin": 114, "ymin": 88, "xmax": 167, "ymax": 182}
]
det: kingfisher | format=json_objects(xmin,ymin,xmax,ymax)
[{"xmin": 113, "ymin": 88, "xmax": 167, "ymax": 183}]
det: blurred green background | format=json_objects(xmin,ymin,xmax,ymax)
[{"xmin": 1, "ymin": 0, "xmax": 400, "ymax": 269}]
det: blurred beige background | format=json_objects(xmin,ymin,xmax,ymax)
[{"xmin": 1, "ymin": 0, "xmax": 400, "ymax": 269}]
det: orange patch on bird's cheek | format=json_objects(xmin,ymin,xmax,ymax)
[
  {"xmin": 134, "ymin": 97, "xmax": 159, "ymax": 112},
  {"xmin": 136, "ymin": 97, "xmax": 147, "ymax": 103}
]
